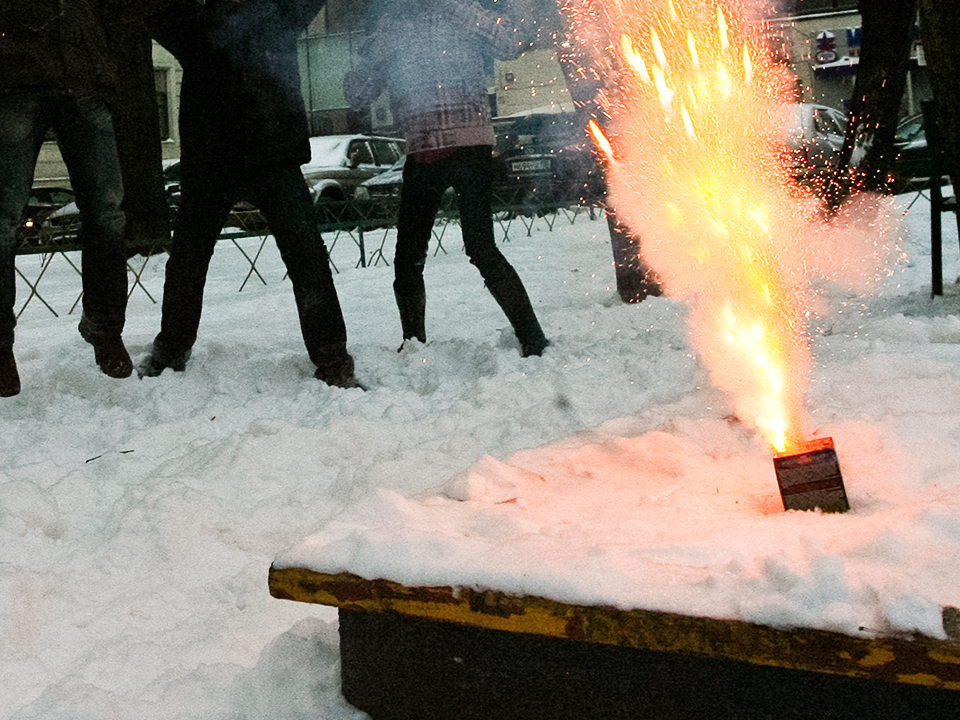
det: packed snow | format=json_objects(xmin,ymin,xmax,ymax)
[{"xmin": 2, "ymin": 190, "xmax": 960, "ymax": 718}]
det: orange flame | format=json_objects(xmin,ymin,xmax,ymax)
[{"xmin": 577, "ymin": 0, "xmax": 809, "ymax": 452}]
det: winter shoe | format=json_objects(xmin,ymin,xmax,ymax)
[
  {"xmin": 482, "ymin": 265, "xmax": 549, "ymax": 358},
  {"xmin": 93, "ymin": 338, "xmax": 133, "ymax": 379},
  {"xmin": 617, "ymin": 265, "xmax": 664, "ymax": 303},
  {"xmin": 0, "ymin": 350, "xmax": 20, "ymax": 397},
  {"xmin": 394, "ymin": 287, "xmax": 426, "ymax": 344},
  {"xmin": 137, "ymin": 349, "xmax": 189, "ymax": 378},
  {"xmin": 521, "ymin": 337, "xmax": 550, "ymax": 358},
  {"xmin": 607, "ymin": 213, "xmax": 664, "ymax": 303},
  {"xmin": 312, "ymin": 343, "xmax": 364, "ymax": 390},
  {"xmin": 314, "ymin": 364, "xmax": 366, "ymax": 390}
]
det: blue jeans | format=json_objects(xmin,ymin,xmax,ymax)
[{"xmin": 0, "ymin": 94, "xmax": 127, "ymax": 351}]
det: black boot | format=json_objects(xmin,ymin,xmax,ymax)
[
  {"xmin": 138, "ymin": 336, "xmax": 190, "ymax": 378},
  {"xmin": 394, "ymin": 287, "xmax": 426, "ymax": 345},
  {"xmin": 0, "ymin": 349, "xmax": 20, "ymax": 397},
  {"xmin": 607, "ymin": 213, "xmax": 663, "ymax": 303},
  {"xmin": 484, "ymin": 265, "xmax": 548, "ymax": 357},
  {"xmin": 78, "ymin": 313, "xmax": 132, "ymax": 378},
  {"xmin": 138, "ymin": 348, "xmax": 190, "ymax": 378}
]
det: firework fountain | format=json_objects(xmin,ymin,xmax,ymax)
[{"xmin": 566, "ymin": 0, "xmax": 875, "ymax": 509}]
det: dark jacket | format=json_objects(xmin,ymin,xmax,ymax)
[
  {"xmin": 0, "ymin": 0, "xmax": 116, "ymax": 99},
  {"xmin": 0, "ymin": 0, "xmax": 171, "ymax": 100},
  {"xmin": 150, "ymin": 0, "xmax": 326, "ymax": 172}
]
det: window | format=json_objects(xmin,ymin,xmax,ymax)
[
  {"xmin": 316, "ymin": 0, "xmax": 373, "ymax": 34},
  {"xmin": 348, "ymin": 140, "xmax": 375, "ymax": 166},
  {"xmin": 371, "ymin": 139, "xmax": 403, "ymax": 166},
  {"xmin": 155, "ymin": 69, "xmax": 171, "ymax": 140},
  {"xmin": 813, "ymin": 109, "xmax": 844, "ymax": 137}
]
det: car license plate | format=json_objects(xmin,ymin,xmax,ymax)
[{"xmin": 511, "ymin": 159, "xmax": 551, "ymax": 173}]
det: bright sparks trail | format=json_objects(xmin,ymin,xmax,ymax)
[{"xmin": 573, "ymin": 0, "xmax": 809, "ymax": 452}]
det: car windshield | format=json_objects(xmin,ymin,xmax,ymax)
[
  {"xmin": 305, "ymin": 136, "xmax": 351, "ymax": 167},
  {"xmin": 812, "ymin": 107, "xmax": 845, "ymax": 136},
  {"xmin": 896, "ymin": 115, "xmax": 924, "ymax": 144},
  {"xmin": 496, "ymin": 113, "xmax": 585, "ymax": 156}
]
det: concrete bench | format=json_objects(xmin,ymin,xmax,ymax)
[{"xmin": 269, "ymin": 567, "xmax": 960, "ymax": 720}]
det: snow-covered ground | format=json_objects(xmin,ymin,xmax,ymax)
[{"xmin": 2, "ymin": 190, "xmax": 960, "ymax": 718}]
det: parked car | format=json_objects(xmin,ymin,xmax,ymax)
[
  {"xmin": 44, "ymin": 161, "xmax": 183, "ymax": 243},
  {"xmin": 17, "ymin": 186, "xmax": 76, "ymax": 245},
  {"xmin": 888, "ymin": 113, "xmax": 933, "ymax": 193},
  {"xmin": 492, "ymin": 112, "xmax": 604, "ymax": 211},
  {"xmin": 355, "ymin": 155, "xmax": 457, "ymax": 225},
  {"xmin": 215, "ymin": 135, "xmax": 403, "ymax": 231},
  {"xmin": 302, "ymin": 134, "xmax": 405, "ymax": 204},
  {"xmin": 356, "ymin": 114, "xmax": 603, "ymax": 222},
  {"xmin": 354, "ymin": 155, "xmax": 405, "ymax": 223},
  {"xmin": 777, "ymin": 102, "xmax": 864, "ymax": 195},
  {"xmin": 170, "ymin": 134, "xmax": 405, "ymax": 233},
  {"xmin": 160, "ymin": 158, "xmax": 182, "ymax": 213}
]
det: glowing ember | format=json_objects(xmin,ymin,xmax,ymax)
[{"xmin": 570, "ymin": 0, "xmax": 814, "ymax": 453}]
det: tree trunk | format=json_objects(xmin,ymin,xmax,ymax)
[
  {"xmin": 837, "ymin": 0, "xmax": 916, "ymax": 194},
  {"xmin": 917, "ymin": 0, "xmax": 960, "ymax": 194}
]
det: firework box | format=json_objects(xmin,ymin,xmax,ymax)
[{"xmin": 774, "ymin": 436, "xmax": 850, "ymax": 513}]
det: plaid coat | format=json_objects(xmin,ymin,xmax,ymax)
[{"xmin": 344, "ymin": 0, "xmax": 526, "ymax": 154}]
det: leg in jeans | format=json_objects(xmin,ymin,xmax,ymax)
[
  {"xmin": 393, "ymin": 157, "xmax": 448, "ymax": 343},
  {"xmin": 0, "ymin": 96, "xmax": 49, "ymax": 352},
  {"xmin": 54, "ymin": 97, "xmax": 128, "ymax": 347},
  {"xmin": 150, "ymin": 162, "xmax": 236, "ymax": 367},
  {"xmin": 450, "ymin": 146, "xmax": 548, "ymax": 355},
  {"xmin": 0, "ymin": 95, "xmax": 49, "ymax": 395},
  {"xmin": 249, "ymin": 163, "xmax": 355, "ymax": 383}
]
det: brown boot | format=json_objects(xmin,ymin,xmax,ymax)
[
  {"xmin": 0, "ymin": 350, "xmax": 21, "ymax": 397},
  {"xmin": 94, "ymin": 338, "xmax": 133, "ymax": 379}
]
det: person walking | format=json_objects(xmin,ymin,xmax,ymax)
[
  {"xmin": 0, "ymin": 0, "xmax": 155, "ymax": 397},
  {"xmin": 344, "ymin": 0, "xmax": 549, "ymax": 357},
  {"xmin": 141, "ymin": 0, "xmax": 360, "ymax": 388}
]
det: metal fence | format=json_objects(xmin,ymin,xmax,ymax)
[{"xmin": 13, "ymin": 192, "xmax": 604, "ymax": 319}]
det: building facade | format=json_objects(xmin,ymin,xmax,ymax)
[
  {"xmin": 32, "ymin": 0, "xmax": 929, "ymax": 188},
  {"xmin": 768, "ymin": 2, "xmax": 929, "ymax": 115}
]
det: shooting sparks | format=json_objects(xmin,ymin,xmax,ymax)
[{"xmin": 575, "ymin": 0, "xmax": 808, "ymax": 452}]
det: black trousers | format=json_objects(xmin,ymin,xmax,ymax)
[
  {"xmin": 394, "ymin": 145, "xmax": 545, "ymax": 349},
  {"xmin": 153, "ymin": 160, "xmax": 347, "ymax": 365}
]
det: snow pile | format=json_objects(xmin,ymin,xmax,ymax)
[
  {"xmin": 277, "ymin": 367, "xmax": 960, "ymax": 641},
  {"xmin": 1, "ymin": 191, "xmax": 959, "ymax": 718}
]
